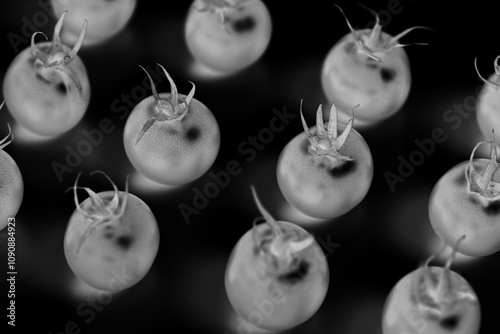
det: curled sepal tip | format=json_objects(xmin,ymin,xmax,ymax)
[
  {"xmin": 387, "ymin": 26, "xmax": 432, "ymax": 51},
  {"xmin": 466, "ymin": 130, "xmax": 500, "ymax": 202},
  {"xmin": 135, "ymin": 64, "xmax": 194, "ymax": 145},
  {"xmin": 31, "ymin": 32, "xmax": 49, "ymax": 59},
  {"xmin": 69, "ymin": 172, "xmax": 129, "ymax": 257},
  {"xmin": 0, "ymin": 122, "xmax": 14, "ymax": 150},
  {"xmin": 65, "ymin": 19, "xmax": 87, "ymax": 63},
  {"xmin": 301, "ymin": 101, "xmax": 355, "ymax": 162},
  {"xmin": 475, "ymin": 56, "xmax": 500, "ymax": 89}
]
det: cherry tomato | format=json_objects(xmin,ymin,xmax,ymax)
[
  {"xmin": 123, "ymin": 64, "xmax": 220, "ymax": 186},
  {"xmin": 382, "ymin": 237, "xmax": 480, "ymax": 334},
  {"xmin": 429, "ymin": 132, "xmax": 500, "ymax": 256},
  {"xmin": 0, "ymin": 107, "xmax": 24, "ymax": 231},
  {"xmin": 276, "ymin": 101, "xmax": 373, "ymax": 219},
  {"xmin": 225, "ymin": 186, "xmax": 329, "ymax": 331},
  {"xmin": 3, "ymin": 12, "xmax": 90, "ymax": 137},
  {"xmin": 475, "ymin": 56, "xmax": 500, "ymax": 147},
  {"xmin": 321, "ymin": 6, "xmax": 427, "ymax": 124},
  {"xmin": 64, "ymin": 171, "xmax": 159, "ymax": 292},
  {"xmin": 185, "ymin": 0, "xmax": 272, "ymax": 73},
  {"xmin": 51, "ymin": 0, "xmax": 136, "ymax": 46}
]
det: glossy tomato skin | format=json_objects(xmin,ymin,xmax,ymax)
[
  {"xmin": 225, "ymin": 220, "xmax": 329, "ymax": 331},
  {"xmin": 476, "ymin": 75, "xmax": 500, "ymax": 147},
  {"xmin": 382, "ymin": 267, "xmax": 480, "ymax": 334},
  {"xmin": 0, "ymin": 150, "xmax": 23, "ymax": 230},
  {"xmin": 321, "ymin": 32, "xmax": 411, "ymax": 124},
  {"xmin": 3, "ymin": 42, "xmax": 90, "ymax": 137},
  {"xmin": 277, "ymin": 123, "xmax": 373, "ymax": 219},
  {"xmin": 51, "ymin": 0, "xmax": 136, "ymax": 46},
  {"xmin": 64, "ymin": 191, "xmax": 159, "ymax": 292},
  {"xmin": 429, "ymin": 159, "xmax": 500, "ymax": 256},
  {"xmin": 185, "ymin": 0, "xmax": 272, "ymax": 73},
  {"xmin": 123, "ymin": 92, "xmax": 220, "ymax": 185}
]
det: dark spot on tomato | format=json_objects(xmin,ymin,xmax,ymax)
[
  {"xmin": 440, "ymin": 315, "xmax": 459, "ymax": 330},
  {"xmin": 231, "ymin": 16, "xmax": 255, "ymax": 33},
  {"xmin": 185, "ymin": 127, "xmax": 200, "ymax": 142},
  {"xmin": 469, "ymin": 196, "xmax": 500, "ymax": 215},
  {"xmin": 380, "ymin": 68, "xmax": 396, "ymax": 83},
  {"xmin": 484, "ymin": 200, "xmax": 500, "ymax": 215},
  {"xmin": 344, "ymin": 42, "xmax": 356, "ymax": 54},
  {"xmin": 56, "ymin": 83, "xmax": 67, "ymax": 94},
  {"xmin": 278, "ymin": 259, "xmax": 309, "ymax": 285},
  {"xmin": 116, "ymin": 235, "xmax": 133, "ymax": 250},
  {"xmin": 329, "ymin": 160, "xmax": 356, "ymax": 178}
]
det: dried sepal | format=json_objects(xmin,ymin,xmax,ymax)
[
  {"xmin": 68, "ymin": 172, "xmax": 129, "ymax": 257},
  {"xmin": 466, "ymin": 130, "xmax": 500, "ymax": 203},
  {"xmin": 135, "ymin": 64, "xmax": 195, "ymax": 145},
  {"xmin": 300, "ymin": 100, "xmax": 356, "ymax": 162},
  {"xmin": 412, "ymin": 236, "xmax": 477, "ymax": 320},
  {"xmin": 475, "ymin": 56, "xmax": 500, "ymax": 89},
  {"xmin": 250, "ymin": 186, "xmax": 314, "ymax": 278},
  {"xmin": 335, "ymin": 4, "xmax": 430, "ymax": 60}
]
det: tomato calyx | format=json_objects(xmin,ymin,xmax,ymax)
[
  {"xmin": 335, "ymin": 5, "xmax": 429, "ymax": 62},
  {"xmin": 194, "ymin": 0, "xmax": 251, "ymax": 34},
  {"xmin": 466, "ymin": 131, "xmax": 500, "ymax": 204},
  {"xmin": 250, "ymin": 186, "xmax": 314, "ymax": 279},
  {"xmin": 413, "ymin": 236, "xmax": 477, "ymax": 320},
  {"xmin": 0, "ymin": 118, "xmax": 14, "ymax": 151},
  {"xmin": 301, "ymin": 101, "xmax": 356, "ymax": 165},
  {"xmin": 135, "ymin": 64, "xmax": 196, "ymax": 145},
  {"xmin": 68, "ymin": 171, "xmax": 129, "ymax": 258},
  {"xmin": 475, "ymin": 56, "xmax": 500, "ymax": 89},
  {"xmin": 31, "ymin": 11, "xmax": 87, "ymax": 105}
]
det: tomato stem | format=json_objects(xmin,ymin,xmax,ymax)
[
  {"xmin": 135, "ymin": 64, "xmax": 195, "ymax": 145},
  {"xmin": 466, "ymin": 131, "xmax": 500, "ymax": 202},
  {"xmin": 300, "ymin": 100, "xmax": 357, "ymax": 163},
  {"xmin": 475, "ymin": 56, "xmax": 500, "ymax": 89},
  {"xmin": 69, "ymin": 172, "xmax": 129, "ymax": 258},
  {"xmin": 414, "ymin": 235, "xmax": 476, "ymax": 318},
  {"xmin": 250, "ymin": 186, "xmax": 314, "ymax": 277},
  {"xmin": 335, "ymin": 4, "xmax": 429, "ymax": 61}
]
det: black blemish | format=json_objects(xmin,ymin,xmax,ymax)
[
  {"xmin": 329, "ymin": 160, "xmax": 356, "ymax": 178},
  {"xmin": 484, "ymin": 200, "xmax": 500, "ymax": 215},
  {"xmin": 185, "ymin": 127, "xmax": 200, "ymax": 142},
  {"xmin": 56, "ymin": 83, "xmax": 67, "ymax": 94},
  {"xmin": 469, "ymin": 197, "xmax": 500, "ymax": 215},
  {"xmin": 231, "ymin": 16, "xmax": 255, "ymax": 33},
  {"xmin": 116, "ymin": 235, "xmax": 133, "ymax": 250},
  {"xmin": 344, "ymin": 42, "xmax": 356, "ymax": 54},
  {"xmin": 380, "ymin": 67, "xmax": 396, "ymax": 83},
  {"xmin": 278, "ymin": 260, "xmax": 310, "ymax": 284},
  {"xmin": 440, "ymin": 315, "xmax": 459, "ymax": 330}
]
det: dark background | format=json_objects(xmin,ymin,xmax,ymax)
[{"xmin": 1, "ymin": 0, "xmax": 499, "ymax": 333}]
